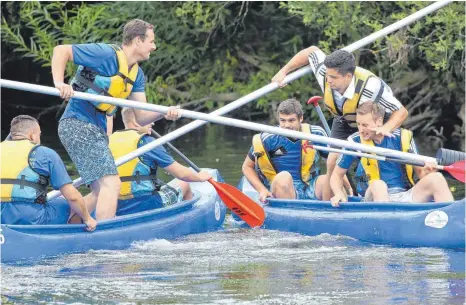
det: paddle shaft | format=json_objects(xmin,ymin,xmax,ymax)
[
  {"xmin": 3, "ymin": 79, "xmax": 436, "ymax": 163},
  {"xmin": 313, "ymin": 105, "xmax": 331, "ymax": 136},
  {"xmin": 307, "ymin": 143, "xmax": 465, "ymax": 182},
  {"xmin": 1, "ymin": 1, "xmax": 446, "ymax": 200},
  {"xmin": 307, "ymin": 96, "xmax": 331, "ymax": 135},
  {"xmin": 307, "ymin": 143, "xmax": 427, "ymax": 166},
  {"xmin": 150, "ymin": 130, "xmax": 202, "ymax": 173}
]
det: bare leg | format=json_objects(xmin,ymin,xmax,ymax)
[
  {"xmin": 177, "ymin": 180, "xmax": 193, "ymax": 200},
  {"xmin": 412, "ymin": 172, "xmax": 454, "ymax": 203},
  {"xmin": 94, "ymin": 174, "xmax": 121, "ymax": 220},
  {"xmin": 68, "ymin": 187, "xmax": 99, "ymax": 224},
  {"xmin": 325, "ymin": 152, "xmax": 339, "ymax": 200},
  {"xmin": 271, "ymin": 171, "xmax": 296, "ymax": 199},
  {"xmin": 365, "ymin": 180, "xmax": 389, "ymax": 202},
  {"xmin": 314, "ymin": 174, "xmax": 329, "ymax": 200}
]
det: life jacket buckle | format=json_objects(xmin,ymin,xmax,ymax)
[{"xmin": 302, "ymin": 141, "xmax": 313, "ymax": 153}]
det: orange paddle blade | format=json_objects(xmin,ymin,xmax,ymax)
[
  {"xmin": 444, "ymin": 160, "xmax": 465, "ymax": 183},
  {"xmin": 208, "ymin": 179, "xmax": 265, "ymax": 228}
]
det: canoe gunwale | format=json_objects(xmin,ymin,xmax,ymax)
[
  {"xmin": 2, "ymin": 191, "xmax": 202, "ymax": 235},
  {"xmin": 266, "ymin": 198, "xmax": 454, "ymax": 212}
]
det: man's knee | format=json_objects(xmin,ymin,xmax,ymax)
[
  {"xmin": 424, "ymin": 172, "xmax": 447, "ymax": 187},
  {"xmin": 368, "ymin": 179, "xmax": 388, "ymax": 190},
  {"xmin": 273, "ymin": 172, "xmax": 293, "ymax": 187},
  {"xmin": 326, "ymin": 153, "xmax": 339, "ymax": 172},
  {"xmin": 99, "ymin": 175, "xmax": 121, "ymax": 193},
  {"xmin": 177, "ymin": 181, "xmax": 191, "ymax": 196}
]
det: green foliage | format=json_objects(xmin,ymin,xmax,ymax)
[{"xmin": 1, "ymin": 1, "xmax": 464, "ymax": 146}]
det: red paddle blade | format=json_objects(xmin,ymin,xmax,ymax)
[
  {"xmin": 444, "ymin": 160, "xmax": 466, "ymax": 183},
  {"xmin": 208, "ymin": 179, "xmax": 265, "ymax": 228}
]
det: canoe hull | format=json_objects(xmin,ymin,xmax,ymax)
[
  {"xmin": 1, "ymin": 169, "xmax": 227, "ymax": 264},
  {"xmin": 238, "ymin": 177, "xmax": 465, "ymax": 249}
]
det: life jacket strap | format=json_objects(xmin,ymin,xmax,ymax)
[
  {"xmin": 120, "ymin": 173, "xmax": 159, "ymax": 184},
  {"xmin": 74, "ymin": 73, "xmax": 114, "ymax": 97},
  {"xmin": 0, "ymin": 177, "xmax": 48, "ymax": 191}
]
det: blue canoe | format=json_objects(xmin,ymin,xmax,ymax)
[
  {"xmin": 0, "ymin": 169, "xmax": 227, "ymax": 264},
  {"xmin": 237, "ymin": 177, "xmax": 465, "ymax": 249}
]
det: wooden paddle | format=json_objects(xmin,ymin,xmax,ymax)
[{"xmin": 150, "ymin": 129, "xmax": 265, "ymax": 228}]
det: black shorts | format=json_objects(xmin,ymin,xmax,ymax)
[{"xmin": 330, "ymin": 116, "xmax": 358, "ymax": 140}]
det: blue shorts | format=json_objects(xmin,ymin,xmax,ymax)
[
  {"xmin": 0, "ymin": 197, "xmax": 70, "ymax": 225},
  {"xmin": 293, "ymin": 176, "xmax": 320, "ymax": 200},
  {"xmin": 58, "ymin": 118, "xmax": 118, "ymax": 184},
  {"xmin": 116, "ymin": 183, "xmax": 183, "ymax": 216}
]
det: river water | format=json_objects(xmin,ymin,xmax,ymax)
[{"xmin": 1, "ymin": 122, "xmax": 465, "ymax": 305}]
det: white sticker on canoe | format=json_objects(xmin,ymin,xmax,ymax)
[
  {"xmin": 215, "ymin": 201, "xmax": 221, "ymax": 221},
  {"xmin": 424, "ymin": 211, "xmax": 449, "ymax": 229}
]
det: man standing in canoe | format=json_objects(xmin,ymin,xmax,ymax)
[
  {"xmin": 272, "ymin": 47, "xmax": 409, "ymax": 195},
  {"xmin": 52, "ymin": 19, "xmax": 181, "ymax": 220},
  {"xmin": 71, "ymin": 108, "xmax": 212, "ymax": 218},
  {"xmin": 330, "ymin": 102, "xmax": 453, "ymax": 206},
  {"xmin": 0, "ymin": 115, "xmax": 97, "ymax": 231},
  {"xmin": 242, "ymin": 99, "xmax": 331, "ymax": 203}
]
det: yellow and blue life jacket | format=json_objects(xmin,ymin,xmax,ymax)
[
  {"xmin": 109, "ymin": 130, "xmax": 161, "ymax": 200},
  {"xmin": 70, "ymin": 44, "xmax": 139, "ymax": 116},
  {"xmin": 252, "ymin": 124, "xmax": 318, "ymax": 185},
  {"xmin": 0, "ymin": 140, "xmax": 49, "ymax": 204},
  {"xmin": 324, "ymin": 67, "xmax": 378, "ymax": 128},
  {"xmin": 355, "ymin": 128, "xmax": 415, "ymax": 195}
]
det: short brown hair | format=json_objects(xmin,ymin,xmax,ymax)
[
  {"xmin": 277, "ymin": 98, "xmax": 303, "ymax": 118},
  {"xmin": 10, "ymin": 115, "xmax": 39, "ymax": 137},
  {"xmin": 356, "ymin": 101, "xmax": 385, "ymax": 121},
  {"xmin": 122, "ymin": 19, "xmax": 154, "ymax": 45},
  {"xmin": 121, "ymin": 107, "xmax": 135, "ymax": 126}
]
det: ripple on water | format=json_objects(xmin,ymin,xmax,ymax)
[{"xmin": 2, "ymin": 229, "xmax": 464, "ymax": 305}]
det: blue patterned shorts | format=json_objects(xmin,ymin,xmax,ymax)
[
  {"xmin": 293, "ymin": 176, "xmax": 319, "ymax": 200},
  {"xmin": 58, "ymin": 118, "xmax": 117, "ymax": 184}
]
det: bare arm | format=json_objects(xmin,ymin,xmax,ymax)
[
  {"xmin": 242, "ymin": 156, "xmax": 272, "ymax": 202},
  {"xmin": 330, "ymin": 165, "xmax": 349, "ymax": 207},
  {"xmin": 414, "ymin": 162, "xmax": 437, "ymax": 180},
  {"xmin": 106, "ymin": 116, "xmax": 114, "ymax": 136},
  {"xmin": 383, "ymin": 106, "xmax": 408, "ymax": 132},
  {"xmin": 164, "ymin": 161, "xmax": 210, "ymax": 182},
  {"xmin": 60, "ymin": 184, "xmax": 96, "ymax": 231},
  {"xmin": 51, "ymin": 45, "xmax": 75, "ymax": 100},
  {"xmin": 128, "ymin": 92, "xmax": 165, "ymax": 125},
  {"xmin": 281, "ymin": 46, "xmax": 320, "ymax": 74},
  {"xmin": 52, "ymin": 45, "xmax": 73, "ymax": 84},
  {"xmin": 272, "ymin": 46, "xmax": 321, "ymax": 85}
]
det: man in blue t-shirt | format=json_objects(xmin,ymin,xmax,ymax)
[
  {"xmin": 242, "ymin": 99, "xmax": 332, "ymax": 203},
  {"xmin": 51, "ymin": 19, "xmax": 182, "ymax": 221},
  {"xmin": 0, "ymin": 115, "xmax": 96, "ymax": 231},
  {"xmin": 73, "ymin": 108, "xmax": 211, "ymax": 217},
  {"xmin": 330, "ymin": 102, "xmax": 453, "ymax": 207}
]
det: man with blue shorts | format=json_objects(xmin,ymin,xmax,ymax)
[
  {"xmin": 78, "ymin": 108, "xmax": 211, "ymax": 216},
  {"xmin": 330, "ymin": 102, "xmax": 453, "ymax": 207},
  {"xmin": 52, "ymin": 19, "xmax": 181, "ymax": 220},
  {"xmin": 0, "ymin": 115, "xmax": 96, "ymax": 231},
  {"xmin": 242, "ymin": 99, "xmax": 331, "ymax": 203}
]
